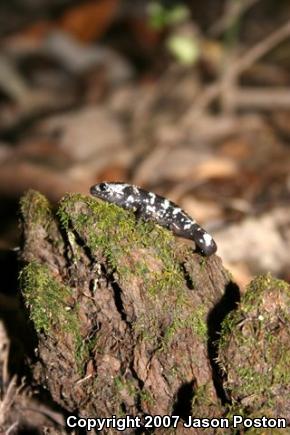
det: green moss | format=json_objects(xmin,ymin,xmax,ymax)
[
  {"xmin": 24, "ymin": 193, "xmax": 209, "ymax": 358},
  {"xmin": 192, "ymin": 383, "xmax": 219, "ymax": 411},
  {"xmin": 273, "ymin": 347, "xmax": 290, "ymax": 383},
  {"xmin": 218, "ymin": 274, "xmax": 290, "ymax": 409},
  {"xmin": 58, "ymin": 193, "xmax": 186, "ymax": 303},
  {"xmin": 140, "ymin": 388, "xmax": 155, "ymax": 406},
  {"xmin": 133, "ymin": 312, "xmax": 160, "ymax": 343},
  {"xmin": 199, "ymin": 256, "xmax": 207, "ymax": 269},
  {"xmin": 114, "ymin": 375, "xmax": 138, "ymax": 404},
  {"xmin": 20, "ymin": 262, "xmax": 89, "ymax": 369},
  {"xmin": 226, "ymin": 403, "xmax": 290, "ymax": 434},
  {"xmin": 21, "ymin": 192, "xmax": 214, "ymax": 374},
  {"xmin": 114, "ymin": 376, "xmax": 155, "ymax": 409},
  {"xmin": 243, "ymin": 273, "xmax": 289, "ymax": 308},
  {"xmin": 59, "ymin": 194, "xmax": 213, "ymax": 347},
  {"xmin": 164, "ymin": 304, "xmax": 207, "ymax": 346},
  {"xmin": 20, "ymin": 189, "xmax": 52, "ymax": 228}
]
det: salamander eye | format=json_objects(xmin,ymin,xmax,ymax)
[{"xmin": 99, "ymin": 183, "xmax": 107, "ymax": 191}]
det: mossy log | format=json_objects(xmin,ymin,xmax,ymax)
[
  {"xmin": 218, "ymin": 275, "xmax": 290, "ymax": 424},
  {"xmin": 19, "ymin": 190, "xmax": 290, "ymax": 433}
]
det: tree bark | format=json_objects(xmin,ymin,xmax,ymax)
[{"xmin": 19, "ymin": 190, "xmax": 240, "ymax": 433}]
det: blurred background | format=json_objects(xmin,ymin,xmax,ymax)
[
  {"xmin": 0, "ymin": 0, "xmax": 290, "ymax": 430},
  {"xmin": 1, "ymin": 0, "xmax": 290, "ymax": 284}
]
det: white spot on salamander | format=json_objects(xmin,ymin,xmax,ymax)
[
  {"xmin": 148, "ymin": 192, "xmax": 156, "ymax": 204},
  {"xmin": 172, "ymin": 208, "xmax": 181, "ymax": 215},
  {"xmin": 162, "ymin": 199, "xmax": 170, "ymax": 209},
  {"xmin": 203, "ymin": 233, "xmax": 213, "ymax": 247},
  {"xmin": 145, "ymin": 205, "xmax": 157, "ymax": 214},
  {"xmin": 126, "ymin": 195, "xmax": 135, "ymax": 203},
  {"xmin": 110, "ymin": 184, "xmax": 128, "ymax": 195}
]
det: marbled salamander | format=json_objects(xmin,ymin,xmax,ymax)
[{"xmin": 90, "ymin": 182, "xmax": 217, "ymax": 256}]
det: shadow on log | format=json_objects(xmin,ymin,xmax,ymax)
[{"xmin": 18, "ymin": 190, "xmax": 290, "ymax": 433}]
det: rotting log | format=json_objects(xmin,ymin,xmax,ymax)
[{"xmin": 19, "ymin": 190, "xmax": 290, "ymax": 433}]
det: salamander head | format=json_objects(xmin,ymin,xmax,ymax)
[
  {"xmin": 90, "ymin": 182, "xmax": 130, "ymax": 203},
  {"xmin": 193, "ymin": 228, "xmax": 217, "ymax": 256}
]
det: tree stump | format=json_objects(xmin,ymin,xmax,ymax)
[{"xmin": 19, "ymin": 190, "xmax": 290, "ymax": 433}]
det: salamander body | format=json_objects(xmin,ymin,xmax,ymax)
[{"xmin": 90, "ymin": 182, "xmax": 217, "ymax": 256}]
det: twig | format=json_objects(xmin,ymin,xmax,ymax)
[
  {"xmin": 6, "ymin": 420, "xmax": 19, "ymax": 435},
  {"xmin": 0, "ymin": 376, "xmax": 18, "ymax": 426},
  {"xmin": 209, "ymin": 0, "xmax": 261, "ymax": 37},
  {"xmin": 231, "ymin": 20, "xmax": 290, "ymax": 75},
  {"xmin": 231, "ymin": 87, "xmax": 290, "ymax": 109},
  {"xmin": 184, "ymin": 19, "xmax": 290, "ymax": 121}
]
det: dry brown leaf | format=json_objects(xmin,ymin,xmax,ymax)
[
  {"xmin": 214, "ymin": 207, "xmax": 290, "ymax": 276},
  {"xmin": 59, "ymin": 0, "xmax": 119, "ymax": 42},
  {"xmin": 135, "ymin": 144, "xmax": 237, "ymax": 186},
  {"xmin": 218, "ymin": 138, "xmax": 253, "ymax": 159},
  {"xmin": 192, "ymin": 158, "xmax": 237, "ymax": 180},
  {"xmin": 97, "ymin": 165, "xmax": 129, "ymax": 183},
  {"xmin": 9, "ymin": 0, "xmax": 119, "ymax": 44},
  {"xmin": 180, "ymin": 197, "xmax": 222, "ymax": 223},
  {"xmin": 39, "ymin": 106, "xmax": 127, "ymax": 161},
  {"xmin": 11, "ymin": 20, "xmax": 53, "ymax": 44}
]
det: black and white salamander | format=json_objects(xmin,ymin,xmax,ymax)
[{"xmin": 90, "ymin": 182, "xmax": 217, "ymax": 256}]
